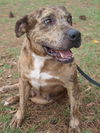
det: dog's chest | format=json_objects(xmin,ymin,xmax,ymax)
[{"xmin": 28, "ymin": 53, "xmax": 58, "ymax": 89}]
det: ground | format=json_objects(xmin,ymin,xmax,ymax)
[{"xmin": 0, "ymin": 0, "xmax": 100, "ymax": 133}]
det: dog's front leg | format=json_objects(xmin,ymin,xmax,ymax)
[
  {"xmin": 66, "ymin": 78, "xmax": 80, "ymax": 133},
  {"xmin": 10, "ymin": 79, "xmax": 30, "ymax": 128}
]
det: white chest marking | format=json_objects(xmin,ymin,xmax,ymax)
[
  {"xmin": 29, "ymin": 53, "xmax": 46, "ymax": 79},
  {"xmin": 29, "ymin": 53, "xmax": 58, "ymax": 89}
]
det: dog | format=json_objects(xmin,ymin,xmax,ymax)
[{"xmin": 5, "ymin": 6, "xmax": 81, "ymax": 132}]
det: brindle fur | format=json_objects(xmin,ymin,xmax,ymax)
[{"xmin": 5, "ymin": 6, "xmax": 80, "ymax": 133}]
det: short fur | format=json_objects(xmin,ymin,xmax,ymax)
[{"xmin": 8, "ymin": 6, "xmax": 81, "ymax": 133}]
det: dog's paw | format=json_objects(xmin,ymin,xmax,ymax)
[
  {"xmin": 68, "ymin": 127, "xmax": 80, "ymax": 133},
  {"xmin": 68, "ymin": 118, "xmax": 80, "ymax": 133},
  {"xmin": 10, "ymin": 109, "xmax": 24, "ymax": 128}
]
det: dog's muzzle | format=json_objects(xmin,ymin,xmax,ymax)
[
  {"xmin": 43, "ymin": 29, "xmax": 81, "ymax": 63},
  {"xmin": 43, "ymin": 46, "xmax": 74, "ymax": 63}
]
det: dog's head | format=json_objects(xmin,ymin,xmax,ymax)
[{"xmin": 15, "ymin": 6, "xmax": 81, "ymax": 63}]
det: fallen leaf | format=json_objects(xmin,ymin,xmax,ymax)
[
  {"xmin": 9, "ymin": 11, "xmax": 15, "ymax": 18},
  {"xmin": 92, "ymin": 40, "xmax": 99, "ymax": 44},
  {"xmin": 7, "ymin": 75, "xmax": 12, "ymax": 78},
  {"xmin": 79, "ymin": 15, "xmax": 87, "ymax": 20}
]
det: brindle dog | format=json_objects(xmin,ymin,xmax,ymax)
[{"xmin": 5, "ymin": 6, "xmax": 81, "ymax": 133}]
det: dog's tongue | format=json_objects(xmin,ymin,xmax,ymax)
[{"xmin": 59, "ymin": 50, "xmax": 72, "ymax": 58}]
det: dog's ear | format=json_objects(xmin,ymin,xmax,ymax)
[
  {"xmin": 15, "ymin": 15, "xmax": 28, "ymax": 37},
  {"xmin": 15, "ymin": 15, "xmax": 37, "ymax": 37}
]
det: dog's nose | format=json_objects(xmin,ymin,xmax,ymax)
[{"xmin": 67, "ymin": 29, "xmax": 81, "ymax": 40}]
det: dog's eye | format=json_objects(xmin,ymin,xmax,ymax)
[
  {"xmin": 43, "ymin": 18, "xmax": 52, "ymax": 25},
  {"xmin": 67, "ymin": 16, "xmax": 72, "ymax": 25}
]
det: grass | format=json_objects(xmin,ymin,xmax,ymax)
[
  {"xmin": 0, "ymin": 0, "xmax": 100, "ymax": 133},
  {"xmin": 27, "ymin": 128, "xmax": 36, "ymax": 133},
  {"xmin": 0, "ymin": 115, "xmax": 11, "ymax": 123},
  {"xmin": 63, "ymin": 105, "xmax": 70, "ymax": 117},
  {"xmin": 0, "ymin": 69, "xmax": 4, "ymax": 76},
  {"xmin": 82, "ymin": 131, "xmax": 93, "ymax": 133},
  {"xmin": 12, "ymin": 73, "xmax": 19, "ymax": 78},
  {"xmin": 3, "ymin": 127, "xmax": 22, "ymax": 133},
  {"xmin": 7, "ymin": 48, "xmax": 20, "ymax": 57}
]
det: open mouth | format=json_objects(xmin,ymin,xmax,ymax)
[{"xmin": 43, "ymin": 46, "xmax": 74, "ymax": 63}]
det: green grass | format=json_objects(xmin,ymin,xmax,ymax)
[
  {"xmin": 91, "ymin": 105, "xmax": 100, "ymax": 114},
  {"xmin": 0, "ymin": 115, "xmax": 11, "ymax": 123},
  {"xmin": 0, "ymin": 69, "xmax": 4, "ymax": 76},
  {"xmin": 7, "ymin": 48, "xmax": 20, "ymax": 57},
  {"xmin": 27, "ymin": 128, "xmax": 36, "ymax": 133},
  {"xmin": 0, "ymin": 1, "xmax": 8, "ymax": 6},
  {"xmin": 3, "ymin": 127, "xmax": 22, "ymax": 133},
  {"xmin": 3, "ymin": 64, "xmax": 11, "ymax": 69},
  {"xmin": 89, "ymin": 0, "xmax": 100, "ymax": 4},
  {"xmin": 12, "ymin": 73, "xmax": 19, "ymax": 78},
  {"xmin": 73, "ymin": 7, "xmax": 100, "ymax": 21},
  {"xmin": 63, "ymin": 105, "xmax": 70, "ymax": 117},
  {"xmin": 0, "ymin": 40, "xmax": 12, "ymax": 46},
  {"xmin": 82, "ymin": 131, "xmax": 93, "ymax": 133}
]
